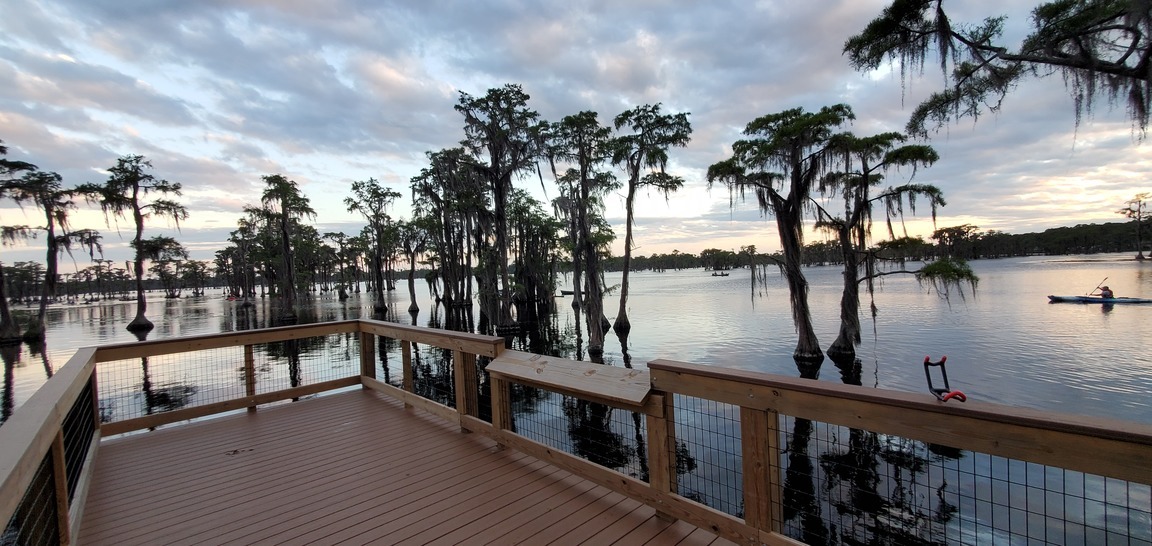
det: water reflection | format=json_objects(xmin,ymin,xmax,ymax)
[
  {"xmin": 412, "ymin": 345, "xmax": 453, "ymax": 407},
  {"xmin": 833, "ymin": 356, "xmax": 862, "ymax": 387},
  {"xmin": 783, "ymin": 418, "xmax": 829, "ymax": 544},
  {"xmin": 25, "ymin": 340, "xmax": 52, "ymax": 379},
  {"xmin": 619, "ymin": 335, "xmax": 651, "ymax": 482},
  {"xmin": 563, "ymin": 399, "xmax": 633, "ymax": 469},
  {"xmin": 2, "ymin": 344, "xmax": 18, "ymax": 423},
  {"xmin": 131, "ymin": 330, "xmax": 198, "ymax": 421},
  {"xmin": 4, "ymin": 257, "xmax": 1151, "ymax": 543},
  {"xmin": 264, "ymin": 338, "xmax": 304, "ymax": 400}
]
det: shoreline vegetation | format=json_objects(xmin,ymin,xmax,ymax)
[
  {"xmin": 2, "ymin": 241, "xmax": 1144, "ymax": 311},
  {"xmin": 2, "ymin": 216, "xmax": 1148, "ymax": 302},
  {"xmin": 1, "ymin": 218, "xmax": 1146, "ymax": 301}
]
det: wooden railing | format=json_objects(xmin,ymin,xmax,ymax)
[
  {"xmin": 3, "ymin": 320, "xmax": 1151, "ymax": 545},
  {"xmin": 0, "ymin": 319, "xmax": 502, "ymax": 545},
  {"xmin": 0, "ymin": 347, "xmax": 99, "ymax": 546},
  {"xmin": 645, "ymin": 358, "xmax": 1152, "ymax": 544}
]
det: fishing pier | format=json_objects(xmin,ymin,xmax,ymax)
[{"xmin": 3, "ymin": 319, "xmax": 1150, "ymax": 544}]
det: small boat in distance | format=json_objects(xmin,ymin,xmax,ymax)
[
  {"xmin": 559, "ymin": 290, "xmax": 574, "ymax": 296},
  {"xmin": 1047, "ymin": 295, "xmax": 1152, "ymax": 304},
  {"xmin": 711, "ymin": 272, "xmax": 729, "ymax": 277}
]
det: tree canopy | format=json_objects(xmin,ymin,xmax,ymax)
[{"xmin": 845, "ymin": 0, "xmax": 1152, "ymax": 136}]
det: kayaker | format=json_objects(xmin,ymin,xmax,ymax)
[{"xmin": 1098, "ymin": 286, "xmax": 1115, "ymax": 298}]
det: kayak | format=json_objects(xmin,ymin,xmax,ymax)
[{"xmin": 1048, "ymin": 295, "xmax": 1152, "ymax": 304}]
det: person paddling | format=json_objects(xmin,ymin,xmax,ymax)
[{"xmin": 1096, "ymin": 286, "xmax": 1115, "ymax": 298}]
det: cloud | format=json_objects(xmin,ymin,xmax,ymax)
[
  {"xmin": 0, "ymin": 46, "xmax": 197, "ymax": 127},
  {"xmin": 0, "ymin": 0, "xmax": 1148, "ymax": 265}
]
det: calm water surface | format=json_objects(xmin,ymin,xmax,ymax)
[{"xmin": 4, "ymin": 254, "xmax": 1151, "ymax": 425}]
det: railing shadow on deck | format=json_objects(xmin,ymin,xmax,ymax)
[{"xmin": 2, "ymin": 319, "xmax": 1150, "ymax": 545}]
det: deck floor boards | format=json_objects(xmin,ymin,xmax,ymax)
[{"xmin": 78, "ymin": 389, "xmax": 736, "ymax": 545}]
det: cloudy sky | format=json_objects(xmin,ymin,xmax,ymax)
[{"xmin": 2, "ymin": 0, "xmax": 1149, "ymax": 269}]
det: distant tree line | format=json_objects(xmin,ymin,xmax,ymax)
[{"xmin": 600, "ymin": 218, "xmax": 1150, "ymax": 273}]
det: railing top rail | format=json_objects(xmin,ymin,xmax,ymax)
[
  {"xmin": 89, "ymin": 319, "xmax": 507, "ymax": 363},
  {"xmin": 648, "ymin": 358, "xmax": 1152, "ymax": 446},
  {"xmin": 356, "ymin": 319, "xmax": 505, "ymax": 357},
  {"xmin": 91, "ymin": 320, "xmax": 362, "ymax": 361},
  {"xmin": 488, "ymin": 349, "xmax": 652, "ymax": 411}
]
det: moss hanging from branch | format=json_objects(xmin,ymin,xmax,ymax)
[{"xmin": 916, "ymin": 256, "xmax": 979, "ymax": 299}]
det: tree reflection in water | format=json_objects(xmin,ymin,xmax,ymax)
[
  {"xmin": 132, "ymin": 330, "xmax": 197, "ymax": 420},
  {"xmin": 1, "ymin": 343, "xmax": 19, "ymax": 424},
  {"xmin": 783, "ymin": 355, "xmax": 964, "ymax": 545},
  {"xmin": 783, "ymin": 417, "xmax": 831, "ymax": 545},
  {"xmin": 413, "ymin": 347, "xmax": 455, "ymax": 407},
  {"xmin": 563, "ymin": 398, "xmax": 634, "ymax": 470},
  {"xmin": 25, "ymin": 339, "xmax": 52, "ymax": 379},
  {"xmin": 620, "ymin": 335, "xmax": 650, "ymax": 481},
  {"xmin": 377, "ymin": 334, "xmax": 393, "ymax": 385}
]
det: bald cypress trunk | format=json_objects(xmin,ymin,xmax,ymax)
[
  {"xmin": 0, "ymin": 267, "xmax": 20, "ymax": 343},
  {"xmin": 827, "ymin": 226, "xmax": 860, "ymax": 364},
  {"xmin": 127, "ymin": 193, "xmax": 153, "ymax": 333},
  {"xmin": 776, "ymin": 213, "xmax": 823, "ymax": 364}
]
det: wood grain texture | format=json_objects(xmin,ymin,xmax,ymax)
[
  {"xmin": 76, "ymin": 389, "xmax": 734, "ymax": 545},
  {"xmin": 649, "ymin": 359, "xmax": 1152, "ymax": 484},
  {"xmin": 488, "ymin": 349, "xmax": 652, "ymax": 409},
  {"xmin": 0, "ymin": 347, "xmax": 97, "ymax": 527}
]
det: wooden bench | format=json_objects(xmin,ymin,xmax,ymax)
[{"xmin": 485, "ymin": 350, "xmax": 652, "ymax": 413}]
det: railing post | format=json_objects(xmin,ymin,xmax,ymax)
[
  {"xmin": 50, "ymin": 431, "xmax": 71, "ymax": 544},
  {"xmin": 401, "ymin": 341, "xmax": 414, "ymax": 409},
  {"xmin": 741, "ymin": 407, "xmax": 781, "ymax": 535},
  {"xmin": 359, "ymin": 331, "xmax": 376, "ymax": 381},
  {"xmin": 89, "ymin": 371, "xmax": 101, "ymax": 430},
  {"xmin": 646, "ymin": 391, "xmax": 677, "ymax": 520},
  {"xmin": 490, "ymin": 374, "xmax": 512, "ymax": 448},
  {"xmin": 453, "ymin": 349, "xmax": 478, "ymax": 430},
  {"xmin": 243, "ymin": 345, "xmax": 256, "ymax": 413}
]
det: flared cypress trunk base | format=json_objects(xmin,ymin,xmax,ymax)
[
  {"xmin": 495, "ymin": 324, "xmax": 522, "ymax": 337},
  {"xmin": 21, "ymin": 324, "xmax": 45, "ymax": 341},
  {"xmin": 0, "ymin": 323, "xmax": 22, "ymax": 345},
  {"xmin": 793, "ymin": 349, "xmax": 824, "ymax": 369},
  {"xmin": 612, "ymin": 314, "xmax": 631, "ymax": 337},
  {"xmin": 126, "ymin": 316, "xmax": 155, "ymax": 334},
  {"xmin": 794, "ymin": 357, "xmax": 823, "ymax": 379},
  {"xmin": 826, "ymin": 342, "xmax": 855, "ymax": 365}
]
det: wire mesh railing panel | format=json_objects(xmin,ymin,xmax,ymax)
[
  {"xmin": 61, "ymin": 379, "xmax": 95, "ymax": 500},
  {"xmin": 375, "ymin": 335, "xmax": 402, "ymax": 388},
  {"xmin": 95, "ymin": 346, "xmax": 245, "ymax": 423},
  {"xmin": 254, "ymin": 335, "xmax": 356, "ymax": 395},
  {"xmin": 672, "ymin": 394, "xmax": 743, "ymax": 517},
  {"xmin": 776, "ymin": 414, "xmax": 1152, "ymax": 545},
  {"xmin": 95, "ymin": 334, "xmax": 361, "ymax": 424},
  {"xmin": 2, "ymin": 454, "xmax": 58, "ymax": 546},
  {"xmin": 476, "ymin": 357, "xmax": 491, "ymax": 424},
  {"xmin": 372, "ymin": 336, "xmax": 458, "ymax": 409},
  {"xmin": 512, "ymin": 387, "xmax": 648, "ymax": 481},
  {"xmin": 412, "ymin": 344, "xmax": 457, "ymax": 409}
]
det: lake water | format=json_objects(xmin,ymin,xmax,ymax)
[{"xmin": 4, "ymin": 253, "xmax": 1151, "ymax": 426}]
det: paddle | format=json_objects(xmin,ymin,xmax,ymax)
[{"xmin": 1088, "ymin": 276, "xmax": 1108, "ymax": 296}]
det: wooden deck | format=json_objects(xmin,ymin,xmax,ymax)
[{"xmin": 78, "ymin": 389, "xmax": 736, "ymax": 545}]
